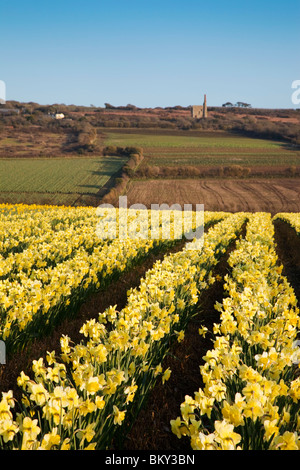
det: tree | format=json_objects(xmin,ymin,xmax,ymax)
[
  {"xmin": 76, "ymin": 123, "xmax": 98, "ymax": 150},
  {"xmin": 236, "ymin": 102, "xmax": 252, "ymax": 108}
]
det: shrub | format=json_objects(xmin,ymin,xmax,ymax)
[{"xmin": 223, "ymin": 165, "xmax": 250, "ymax": 177}]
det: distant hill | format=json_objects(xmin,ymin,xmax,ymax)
[{"xmin": 1, "ymin": 100, "xmax": 300, "ymax": 146}]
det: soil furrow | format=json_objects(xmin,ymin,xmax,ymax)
[
  {"xmin": 274, "ymin": 219, "xmax": 300, "ymax": 305},
  {"xmin": 123, "ymin": 222, "xmax": 247, "ymax": 450}
]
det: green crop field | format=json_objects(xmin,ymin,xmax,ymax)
[
  {"xmin": 0, "ymin": 156, "xmax": 127, "ymax": 206},
  {"xmin": 143, "ymin": 152, "xmax": 300, "ymax": 167},
  {"xmin": 104, "ymin": 130, "xmax": 300, "ymax": 169},
  {"xmin": 104, "ymin": 131, "xmax": 284, "ymax": 149}
]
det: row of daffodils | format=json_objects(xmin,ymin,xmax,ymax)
[
  {"xmin": 171, "ymin": 212, "xmax": 300, "ymax": 450},
  {"xmin": 0, "ymin": 209, "xmax": 246, "ymax": 449},
  {"xmin": 274, "ymin": 212, "xmax": 300, "ymax": 235},
  {"xmin": 0, "ymin": 204, "xmax": 225, "ymax": 357}
]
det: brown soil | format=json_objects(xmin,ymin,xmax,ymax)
[
  {"xmin": 125, "ymin": 178, "xmax": 300, "ymax": 214},
  {"xmin": 274, "ymin": 219, "xmax": 300, "ymax": 303}
]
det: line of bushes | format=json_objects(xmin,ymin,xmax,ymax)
[
  {"xmin": 101, "ymin": 146, "xmax": 144, "ymax": 204},
  {"xmin": 136, "ymin": 164, "xmax": 251, "ymax": 178},
  {"xmin": 135, "ymin": 164, "xmax": 300, "ymax": 179}
]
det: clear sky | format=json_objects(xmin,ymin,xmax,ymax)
[{"xmin": 1, "ymin": 0, "xmax": 299, "ymax": 108}]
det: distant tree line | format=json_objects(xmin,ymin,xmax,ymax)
[{"xmin": 222, "ymin": 102, "xmax": 252, "ymax": 108}]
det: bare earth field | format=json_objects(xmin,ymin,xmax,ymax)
[{"xmin": 125, "ymin": 178, "xmax": 300, "ymax": 213}]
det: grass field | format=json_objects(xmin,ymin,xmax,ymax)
[
  {"xmin": 104, "ymin": 131, "xmax": 283, "ymax": 149},
  {"xmin": 0, "ymin": 155, "xmax": 127, "ymax": 205},
  {"xmin": 104, "ymin": 130, "xmax": 300, "ymax": 170}
]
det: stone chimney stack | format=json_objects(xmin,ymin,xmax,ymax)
[{"xmin": 203, "ymin": 94, "xmax": 208, "ymax": 118}]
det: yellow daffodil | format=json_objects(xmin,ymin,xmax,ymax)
[
  {"xmin": 162, "ymin": 368, "xmax": 171, "ymax": 384},
  {"xmin": 271, "ymin": 432, "xmax": 300, "ymax": 450},
  {"xmin": 113, "ymin": 406, "xmax": 126, "ymax": 426},
  {"xmin": 214, "ymin": 420, "xmax": 241, "ymax": 450}
]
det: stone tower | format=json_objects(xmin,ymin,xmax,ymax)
[
  {"xmin": 191, "ymin": 95, "xmax": 208, "ymax": 119},
  {"xmin": 203, "ymin": 94, "xmax": 208, "ymax": 118}
]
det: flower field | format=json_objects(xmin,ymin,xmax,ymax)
[
  {"xmin": 1, "ymin": 204, "xmax": 222, "ymax": 357},
  {"xmin": 0, "ymin": 204, "xmax": 299, "ymax": 450},
  {"xmin": 171, "ymin": 213, "xmax": 300, "ymax": 450}
]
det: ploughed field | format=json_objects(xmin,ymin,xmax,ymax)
[
  {"xmin": 125, "ymin": 178, "xmax": 300, "ymax": 213},
  {"xmin": 0, "ymin": 205, "xmax": 300, "ymax": 450}
]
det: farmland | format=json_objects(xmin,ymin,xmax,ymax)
[
  {"xmin": 0, "ymin": 104, "xmax": 300, "ymax": 451},
  {"xmin": 1, "ymin": 103, "xmax": 300, "ymax": 211},
  {"xmin": 105, "ymin": 130, "xmax": 284, "ymax": 150},
  {"xmin": 103, "ymin": 129, "xmax": 300, "ymax": 212},
  {"xmin": 125, "ymin": 178, "xmax": 300, "ymax": 213},
  {"xmin": 0, "ymin": 156, "xmax": 127, "ymax": 206},
  {"xmin": 1, "ymin": 129, "xmax": 299, "ymax": 211}
]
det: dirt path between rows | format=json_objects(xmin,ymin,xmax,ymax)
[{"xmin": 274, "ymin": 219, "xmax": 300, "ymax": 305}]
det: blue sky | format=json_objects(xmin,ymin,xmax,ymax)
[{"xmin": 1, "ymin": 0, "xmax": 299, "ymax": 108}]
